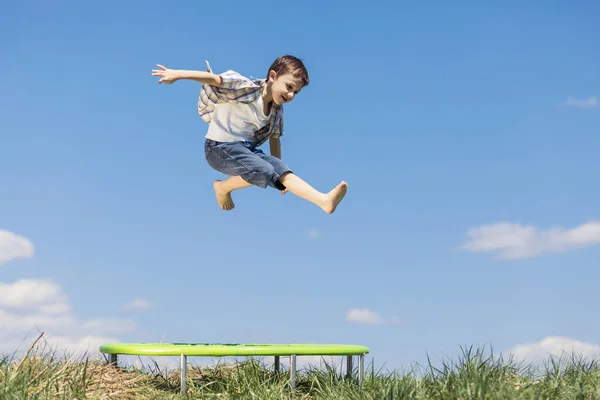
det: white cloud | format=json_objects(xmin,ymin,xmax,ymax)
[
  {"xmin": 564, "ymin": 96, "xmax": 598, "ymax": 108},
  {"xmin": 346, "ymin": 308, "xmax": 384, "ymax": 324},
  {"xmin": 508, "ymin": 336, "xmax": 600, "ymax": 364},
  {"xmin": 82, "ymin": 318, "xmax": 136, "ymax": 334},
  {"xmin": 0, "ymin": 279, "xmax": 71, "ymax": 313},
  {"xmin": 0, "ymin": 308, "xmax": 75, "ymax": 335},
  {"xmin": 0, "ymin": 230, "xmax": 134, "ymax": 359},
  {"xmin": 307, "ymin": 229, "xmax": 320, "ymax": 238},
  {"xmin": 40, "ymin": 334, "xmax": 120, "ymax": 357},
  {"xmin": 461, "ymin": 221, "xmax": 600, "ymax": 260},
  {"xmin": 0, "ymin": 230, "xmax": 34, "ymax": 265},
  {"xmin": 124, "ymin": 298, "xmax": 155, "ymax": 311},
  {"xmin": 0, "ymin": 279, "xmax": 135, "ymax": 358},
  {"xmin": 0, "ymin": 307, "xmax": 134, "ymax": 339},
  {"xmin": 345, "ymin": 308, "xmax": 406, "ymax": 325},
  {"xmin": 40, "ymin": 303, "xmax": 71, "ymax": 314},
  {"xmin": 0, "ymin": 332, "xmax": 119, "ymax": 359}
]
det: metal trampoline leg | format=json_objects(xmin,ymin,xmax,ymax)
[
  {"xmin": 290, "ymin": 354, "xmax": 297, "ymax": 389},
  {"xmin": 274, "ymin": 355, "xmax": 280, "ymax": 374},
  {"xmin": 180, "ymin": 354, "xmax": 187, "ymax": 394},
  {"xmin": 109, "ymin": 354, "xmax": 118, "ymax": 367},
  {"xmin": 346, "ymin": 355, "xmax": 353, "ymax": 379},
  {"xmin": 358, "ymin": 354, "xmax": 365, "ymax": 384}
]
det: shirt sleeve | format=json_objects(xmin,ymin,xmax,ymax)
[
  {"xmin": 197, "ymin": 62, "xmax": 263, "ymax": 123},
  {"xmin": 207, "ymin": 67, "xmax": 262, "ymax": 102}
]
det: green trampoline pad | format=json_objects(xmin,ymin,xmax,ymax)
[{"xmin": 99, "ymin": 343, "xmax": 370, "ymax": 357}]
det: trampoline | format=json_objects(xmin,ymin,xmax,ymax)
[{"xmin": 100, "ymin": 342, "xmax": 369, "ymax": 393}]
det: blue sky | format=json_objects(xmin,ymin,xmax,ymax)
[{"xmin": 1, "ymin": 0, "xmax": 599, "ymax": 370}]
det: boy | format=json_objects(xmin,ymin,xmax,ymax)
[{"xmin": 151, "ymin": 55, "xmax": 347, "ymax": 213}]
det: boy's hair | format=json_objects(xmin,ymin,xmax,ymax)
[{"xmin": 267, "ymin": 55, "xmax": 310, "ymax": 87}]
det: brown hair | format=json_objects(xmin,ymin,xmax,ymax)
[{"xmin": 267, "ymin": 55, "xmax": 309, "ymax": 87}]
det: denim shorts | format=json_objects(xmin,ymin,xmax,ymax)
[{"xmin": 204, "ymin": 139, "xmax": 292, "ymax": 191}]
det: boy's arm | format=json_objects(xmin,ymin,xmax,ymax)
[
  {"xmin": 269, "ymin": 137, "xmax": 287, "ymax": 194},
  {"xmin": 269, "ymin": 137, "xmax": 282, "ymax": 159},
  {"xmin": 152, "ymin": 64, "xmax": 223, "ymax": 86}
]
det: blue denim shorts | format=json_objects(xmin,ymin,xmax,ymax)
[{"xmin": 204, "ymin": 139, "xmax": 292, "ymax": 191}]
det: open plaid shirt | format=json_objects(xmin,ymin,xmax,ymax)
[{"xmin": 197, "ymin": 61, "xmax": 284, "ymax": 146}]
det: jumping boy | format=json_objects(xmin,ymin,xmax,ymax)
[{"xmin": 151, "ymin": 55, "xmax": 347, "ymax": 213}]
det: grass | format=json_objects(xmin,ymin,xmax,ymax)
[{"xmin": 2, "ymin": 335, "xmax": 600, "ymax": 399}]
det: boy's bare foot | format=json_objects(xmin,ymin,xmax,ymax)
[
  {"xmin": 321, "ymin": 181, "xmax": 348, "ymax": 214},
  {"xmin": 213, "ymin": 180, "xmax": 235, "ymax": 210}
]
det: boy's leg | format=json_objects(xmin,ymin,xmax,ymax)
[
  {"xmin": 205, "ymin": 140, "xmax": 286, "ymax": 210},
  {"xmin": 280, "ymin": 173, "xmax": 348, "ymax": 214},
  {"xmin": 212, "ymin": 176, "xmax": 252, "ymax": 210},
  {"xmin": 255, "ymin": 152, "xmax": 348, "ymax": 214}
]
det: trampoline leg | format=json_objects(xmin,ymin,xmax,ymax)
[
  {"xmin": 346, "ymin": 355, "xmax": 353, "ymax": 380},
  {"xmin": 109, "ymin": 354, "xmax": 118, "ymax": 367},
  {"xmin": 180, "ymin": 354, "xmax": 187, "ymax": 394},
  {"xmin": 274, "ymin": 355, "xmax": 280, "ymax": 374},
  {"xmin": 290, "ymin": 354, "xmax": 297, "ymax": 389},
  {"xmin": 358, "ymin": 354, "xmax": 365, "ymax": 385}
]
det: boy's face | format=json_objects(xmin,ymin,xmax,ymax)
[{"xmin": 269, "ymin": 71, "xmax": 304, "ymax": 105}]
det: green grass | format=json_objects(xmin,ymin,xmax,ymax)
[{"xmin": 2, "ymin": 339, "xmax": 600, "ymax": 399}]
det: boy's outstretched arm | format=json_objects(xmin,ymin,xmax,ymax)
[{"xmin": 152, "ymin": 64, "xmax": 222, "ymax": 86}]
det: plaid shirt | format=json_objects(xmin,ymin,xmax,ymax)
[{"xmin": 197, "ymin": 61, "xmax": 284, "ymax": 146}]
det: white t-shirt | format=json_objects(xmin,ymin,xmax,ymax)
[{"xmin": 205, "ymin": 92, "xmax": 272, "ymax": 142}]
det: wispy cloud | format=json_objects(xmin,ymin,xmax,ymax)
[
  {"xmin": 563, "ymin": 96, "xmax": 598, "ymax": 108},
  {"xmin": 0, "ymin": 279, "xmax": 71, "ymax": 313},
  {"xmin": 82, "ymin": 318, "xmax": 136, "ymax": 334},
  {"xmin": 507, "ymin": 336, "xmax": 600, "ymax": 364},
  {"xmin": 307, "ymin": 229, "xmax": 320, "ymax": 239},
  {"xmin": 0, "ymin": 230, "xmax": 34, "ymax": 265},
  {"xmin": 0, "ymin": 308, "xmax": 75, "ymax": 335},
  {"xmin": 0, "ymin": 229, "xmax": 134, "ymax": 358},
  {"xmin": 461, "ymin": 221, "xmax": 600, "ymax": 260},
  {"xmin": 0, "ymin": 279, "xmax": 135, "ymax": 340},
  {"xmin": 0, "ymin": 333, "xmax": 120, "ymax": 360},
  {"xmin": 345, "ymin": 308, "xmax": 408, "ymax": 325},
  {"xmin": 124, "ymin": 298, "xmax": 155, "ymax": 311}
]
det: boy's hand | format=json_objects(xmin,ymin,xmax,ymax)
[
  {"xmin": 280, "ymin": 189, "xmax": 288, "ymax": 195},
  {"xmin": 152, "ymin": 64, "xmax": 179, "ymax": 84}
]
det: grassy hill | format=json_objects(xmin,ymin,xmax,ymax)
[{"xmin": 2, "ymin": 337, "xmax": 599, "ymax": 399}]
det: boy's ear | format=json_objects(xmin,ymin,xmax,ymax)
[{"xmin": 268, "ymin": 70, "xmax": 277, "ymax": 82}]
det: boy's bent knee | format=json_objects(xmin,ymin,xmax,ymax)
[
  {"xmin": 244, "ymin": 166, "xmax": 291, "ymax": 191},
  {"xmin": 278, "ymin": 171, "xmax": 293, "ymax": 181},
  {"xmin": 242, "ymin": 164, "xmax": 277, "ymax": 188}
]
